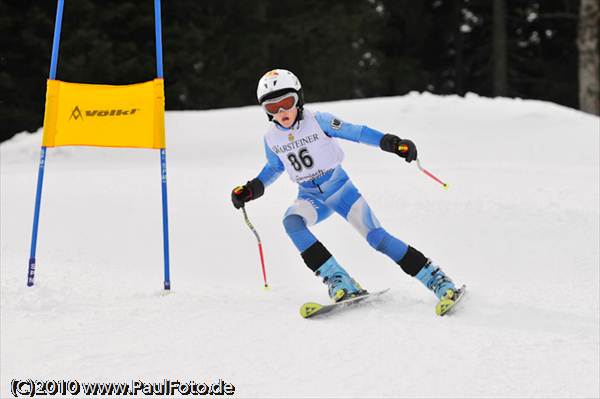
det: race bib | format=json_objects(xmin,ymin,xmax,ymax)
[{"xmin": 264, "ymin": 110, "xmax": 344, "ymax": 183}]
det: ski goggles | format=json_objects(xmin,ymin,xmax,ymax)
[{"xmin": 261, "ymin": 92, "xmax": 299, "ymax": 115}]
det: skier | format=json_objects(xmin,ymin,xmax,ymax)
[{"xmin": 231, "ymin": 69, "xmax": 461, "ymax": 315}]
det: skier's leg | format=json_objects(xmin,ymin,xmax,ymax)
[
  {"xmin": 326, "ymin": 179, "xmax": 456, "ymax": 299},
  {"xmin": 282, "ymin": 194, "xmax": 331, "ymax": 253},
  {"xmin": 325, "ymin": 179, "xmax": 409, "ymax": 262},
  {"xmin": 282, "ymin": 193, "xmax": 363, "ymax": 301}
]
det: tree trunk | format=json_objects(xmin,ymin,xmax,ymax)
[
  {"xmin": 454, "ymin": 0, "xmax": 465, "ymax": 95},
  {"xmin": 578, "ymin": 0, "xmax": 599, "ymax": 115},
  {"xmin": 493, "ymin": 0, "xmax": 508, "ymax": 97}
]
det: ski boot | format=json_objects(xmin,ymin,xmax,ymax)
[
  {"xmin": 315, "ymin": 257, "xmax": 366, "ymax": 302},
  {"xmin": 415, "ymin": 260, "xmax": 460, "ymax": 315}
]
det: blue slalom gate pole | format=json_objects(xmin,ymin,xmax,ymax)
[
  {"xmin": 28, "ymin": 0, "xmax": 64, "ymax": 287},
  {"xmin": 155, "ymin": 0, "xmax": 171, "ymax": 290},
  {"xmin": 49, "ymin": 0, "xmax": 64, "ymax": 80},
  {"xmin": 28, "ymin": 148, "xmax": 47, "ymax": 286},
  {"xmin": 154, "ymin": 0, "xmax": 164, "ymax": 79}
]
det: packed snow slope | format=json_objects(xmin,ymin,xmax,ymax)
[{"xmin": 2, "ymin": 92, "xmax": 599, "ymax": 398}]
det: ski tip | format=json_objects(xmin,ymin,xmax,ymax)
[
  {"xmin": 437, "ymin": 284, "xmax": 466, "ymax": 316},
  {"xmin": 300, "ymin": 302, "xmax": 323, "ymax": 318}
]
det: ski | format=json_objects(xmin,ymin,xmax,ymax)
[
  {"xmin": 300, "ymin": 288, "xmax": 390, "ymax": 319},
  {"xmin": 437, "ymin": 284, "xmax": 466, "ymax": 316}
]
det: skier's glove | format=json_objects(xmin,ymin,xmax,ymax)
[
  {"xmin": 231, "ymin": 178, "xmax": 265, "ymax": 209},
  {"xmin": 380, "ymin": 134, "xmax": 418, "ymax": 163}
]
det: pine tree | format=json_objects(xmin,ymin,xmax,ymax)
[{"xmin": 577, "ymin": 0, "xmax": 599, "ymax": 115}]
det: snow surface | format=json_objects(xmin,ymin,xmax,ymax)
[{"xmin": 1, "ymin": 92, "xmax": 599, "ymax": 398}]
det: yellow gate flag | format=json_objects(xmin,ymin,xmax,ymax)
[{"xmin": 42, "ymin": 79, "xmax": 166, "ymax": 149}]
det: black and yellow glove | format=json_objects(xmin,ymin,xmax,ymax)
[
  {"xmin": 231, "ymin": 178, "xmax": 265, "ymax": 209},
  {"xmin": 380, "ymin": 134, "xmax": 418, "ymax": 163}
]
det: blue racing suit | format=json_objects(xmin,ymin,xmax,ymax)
[{"xmin": 255, "ymin": 110, "xmax": 409, "ymax": 267}]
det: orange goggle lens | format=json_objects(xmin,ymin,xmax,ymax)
[{"xmin": 262, "ymin": 93, "xmax": 298, "ymax": 115}]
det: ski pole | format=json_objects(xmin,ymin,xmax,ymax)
[
  {"xmin": 239, "ymin": 205, "xmax": 269, "ymax": 289},
  {"xmin": 399, "ymin": 144, "xmax": 449, "ymax": 189}
]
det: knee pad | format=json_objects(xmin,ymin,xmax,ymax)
[{"xmin": 283, "ymin": 214, "xmax": 306, "ymax": 234}]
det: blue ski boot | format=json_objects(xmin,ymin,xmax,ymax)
[
  {"xmin": 415, "ymin": 260, "xmax": 459, "ymax": 315},
  {"xmin": 315, "ymin": 257, "xmax": 366, "ymax": 302}
]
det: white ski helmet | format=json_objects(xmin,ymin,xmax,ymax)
[{"xmin": 256, "ymin": 69, "xmax": 304, "ymax": 107}]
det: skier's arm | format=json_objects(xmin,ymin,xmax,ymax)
[
  {"xmin": 231, "ymin": 139, "xmax": 284, "ymax": 209},
  {"xmin": 315, "ymin": 111, "xmax": 383, "ymax": 146},
  {"xmin": 315, "ymin": 111, "xmax": 418, "ymax": 163},
  {"xmin": 256, "ymin": 139, "xmax": 284, "ymax": 187}
]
